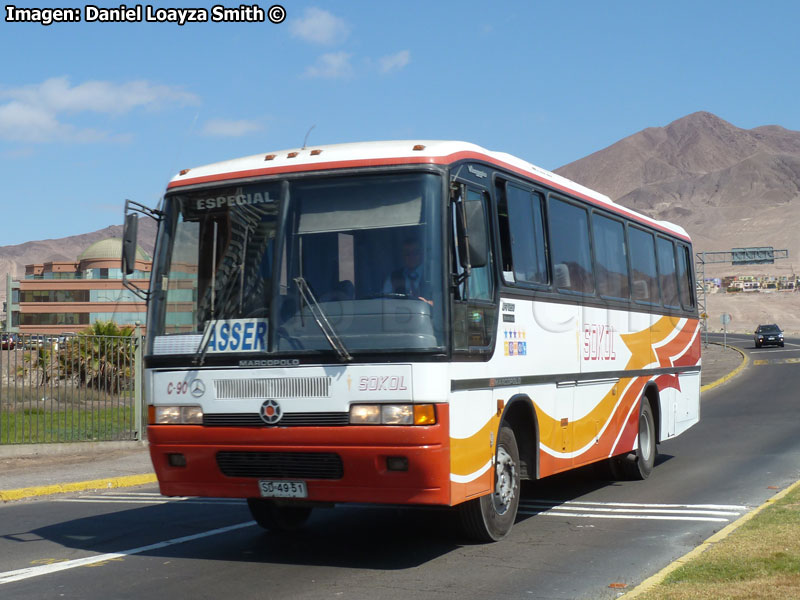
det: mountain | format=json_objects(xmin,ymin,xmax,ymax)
[{"xmin": 554, "ymin": 111, "xmax": 800, "ymax": 273}]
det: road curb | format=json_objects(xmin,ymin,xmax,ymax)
[
  {"xmin": 0, "ymin": 473, "xmax": 157, "ymax": 503},
  {"xmin": 621, "ymin": 478, "xmax": 800, "ymax": 598},
  {"xmin": 700, "ymin": 342, "xmax": 748, "ymax": 393}
]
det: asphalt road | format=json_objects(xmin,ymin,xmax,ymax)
[{"xmin": 1, "ymin": 335, "xmax": 799, "ymax": 600}]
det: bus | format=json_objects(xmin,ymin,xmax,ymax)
[{"xmin": 122, "ymin": 140, "xmax": 700, "ymax": 542}]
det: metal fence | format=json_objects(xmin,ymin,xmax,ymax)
[{"xmin": 0, "ymin": 333, "xmax": 144, "ymax": 444}]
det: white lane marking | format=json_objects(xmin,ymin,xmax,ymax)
[
  {"xmin": 0, "ymin": 521, "xmax": 255, "ymax": 585},
  {"xmin": 522, "ymin": 503, "xmax": 740, "ymax": 517},
  {"xmin": 528, "ymin": 499, "xmax": 748, "ymax": 510},
  {"xmin": 520, "ymin": 500, "xmax": 747, "ymax": 523},
  {"xmin": 524, "ymin": 511, "xmax": 730, "ymax": 522},
  {"xmin": 750, "ymin": 348, "xmax": 800, "ymax": 354},
  {"xmin": 55, "ymin": 493, "xmax": 245, "ymax": 505}
]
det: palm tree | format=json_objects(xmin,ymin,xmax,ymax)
[{"xmin": 59, "ymin": 321, "xmax": 136, "ymax": 393}]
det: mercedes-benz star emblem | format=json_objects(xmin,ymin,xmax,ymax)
[
  {"xmin": 190, "ymin": 379, "xmax": 206, "ymax": 398},
  {"xmin": 260, "ymin": 399, "xmax": 282, "ymax": 425}
]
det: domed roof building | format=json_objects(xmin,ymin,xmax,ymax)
[
  {"xmin": 78, "ymin": 238, "xmax": 151, "ymax": 262},
  {"xmin": 76, "ymin": 238, "xmax": 151, "ymax": 280}
]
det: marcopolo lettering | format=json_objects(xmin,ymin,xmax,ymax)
[
  {"xmin": 205, "ymin": 319, "xmax": 268, "ymax": 353},
  {"xmin": 196, "ymin": 191, "xmax": 274, "ymax": 210},
  {"xmin": 239, "ymin": 359, "xmax": 301, "ymax": 367}
]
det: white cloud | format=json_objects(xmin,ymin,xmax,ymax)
[
  {"xmin": 201, "ymin": 118, "xmax": 262, "ymax": 137},
  {"xmin": 290, "ymin": 8, "xmax": 350, "ymax": 45},
  {"xmin": 0, "ymin": 76, "xmax": 199, "ymax": 143},
  {"xmin": 303, "ymin": 52, "xmax": 355, "ymax": 79},
  {"xmin": 379, "ymin": 50, "xmax": 411, "ymax": 74},
  {"xmin": 0, "ymin": 101, "xmax": 108, "ymax": 143}
]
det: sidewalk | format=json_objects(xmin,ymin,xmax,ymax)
[
  {"xmin": 0, "ymin": 343, "xmax": 746, "ymax": 502},
  {"xmin": 0, "ymin": 441, "xmax": 154, "ymax": 501}
]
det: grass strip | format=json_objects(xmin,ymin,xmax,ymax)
[{"xmin": 633, "ymin": 484, "xmax": 800, "ymax": 600}]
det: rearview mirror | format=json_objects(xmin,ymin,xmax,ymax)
[
  {"xmin": 122, "ymin": 212, "xmax": 138, "ymax": 276},
  {"xmin": 456, "ymin": 194, "xmax": 488, "ymax": 270},
  {"xmin": 464, "ymin": 199, "xmax": 487, "ymax": 268}
]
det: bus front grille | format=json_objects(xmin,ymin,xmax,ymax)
[
  {"xmin": 214, "ymin": 377, "xmax": 331, "ymax": 399},
  {"xmin": 216, "ymin": 451, "xmax": 344, "ymax": 479},
  {"xmin": 203, "ymin": 412, "xmax": 349, "ymax": 427}
]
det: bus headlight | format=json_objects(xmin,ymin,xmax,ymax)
[
  {"xmin": 151, "ymin": 405, "xmax": 204, "ymax": 425},
  {"xmin": 381, "ymin": 404, "xmax": 413, "ymax": 425},
  {"xmin": 349, "ymin": 404, "xmax": 436, "ymax": 425}
]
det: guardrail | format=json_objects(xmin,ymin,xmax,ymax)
[{"xmin": 0, "ymin": 332, "xmax": 144, "ymax": 444}]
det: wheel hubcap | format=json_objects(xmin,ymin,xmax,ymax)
[
  {"xmin": 639, "ymin": 413, "xmax": 652, "ymax": 461},
  {"xmin": 493, "ymin": 446, "xmax": 516, "ymax": 514}
]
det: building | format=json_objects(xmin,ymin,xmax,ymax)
[{"xmin": 4, "ymin": 238, "xmax": 151, "ymax": 336}]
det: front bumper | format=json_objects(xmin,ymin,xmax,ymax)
[{"xmin": 147, "ymin": 405, "xmax": 451, "ymax": 506}]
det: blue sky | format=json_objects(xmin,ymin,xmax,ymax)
[{"xmin": 2, "ymin": 1, "xmax": 799, "ymax": 246}]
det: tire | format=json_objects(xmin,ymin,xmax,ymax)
[
  {"xmin": 247, "ymin": 499, "xmax": 312, "ymax": 532},
  {"xmin": 458, "ymin": 426, "xmax": 521, "ymax": 542},
  {"xmin": 609, "ymin": 400, "xmax": 657, "ymax": 481}
]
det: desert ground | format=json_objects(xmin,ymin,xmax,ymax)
[{"xmin": 705, "ymin": 291, "xmax": 800, "ymax": 335}]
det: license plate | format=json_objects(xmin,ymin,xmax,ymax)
[{"xmin": 258, "ymin": 480, "xmax": 307, "ymax": 498}]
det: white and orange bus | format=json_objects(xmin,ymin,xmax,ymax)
[{"xmin": 123, "ymin": 141, "xmax": 700, "ymax": 541}]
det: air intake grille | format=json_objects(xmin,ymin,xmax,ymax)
[
  {"xmin": 204, "ymin": 412, "xmax": 349, "ymax": 427},
  {"xmin": 214, "ymin": 377, "xmax": 331, "ymax": 399},
  {"xmin": 216, "ymin": 451, "xmax": 343, "ymax": 479}
]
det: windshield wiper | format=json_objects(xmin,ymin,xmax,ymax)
[
  {"xmin": 294, "ymin": 276, "xmax": 352, "ymax": 362},
  {"xmin": 193, "ymin": 322, "xmax": 215, "ymax": 366}
]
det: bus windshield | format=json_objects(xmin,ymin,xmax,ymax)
[{"xmin": 149, "ymin": 172, "xmax": 446, "ymax": 357}]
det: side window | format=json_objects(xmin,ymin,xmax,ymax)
[
  {"xmin": 498, "ymin": 182, "xmax": 548, "ymax": 286},
  {"xmin": 592, "ymin": 213, "xmax": 629, "ymax": 300},
  {"xmin": 628, "ymin": 227, "xmax": 659, "ymax": 304},
  {"xmin": 656, "ymin": 237, "xmax": 681, "ymax": 308},
  {"xmin": 549, "ymin": 197, "xmax": 594, "ymax": 295},
  {"xmin": 676, "ymin": 243, "xmax": 695, "ymax": 309}
]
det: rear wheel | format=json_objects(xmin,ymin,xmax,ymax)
[
  {"xmin": 609, "ymin": 400, "xmax": 657, "ymax": 480},
  {"xmin": 458, "ymin": 426, "xmax": 521, "ymax": 542},
  {"xmin": 247, "ymin": 499, "xmax": 313, "ymax": 532}
]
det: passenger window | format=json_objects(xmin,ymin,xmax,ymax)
[
  {"xmin": 549, "ymin": 197, "xmax": 594, "ymax": 295},
  {"xmin": 628, "ymin": 227, "xmax": 658, "ymax": 304},
  {"xmin": 592, "ymin": 214, "xmax": 629, "ymax": 300},
  {"xmin": 498, "ymin": 183, "xmax": 548, "ymax": 286},
  {"xmin": 656, "ymin": 237, "xmax": 681, "ymax": 308}
]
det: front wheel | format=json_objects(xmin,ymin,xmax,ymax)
[
  {"xmin": 458, "ymin": 426, "xmax": 521, "ymax": 542},
  {"xmin": 247, "ymin": 499, "xmax": 312, "ymax": 532}
]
